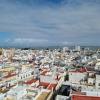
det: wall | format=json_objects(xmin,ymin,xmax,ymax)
[
  {"xmin": 87, "ymin": 91, "xmax": 100, "ymax": 97},
  {"xmin": 69, "ymin": 72, "xmax": 85, "ymax": 83},
  {"xmin": 88, "ymin": 78, "xmax": 95, "ymax": 84},
  {"xmin": 95, "ymin": 74, "xmax": 100, "ymax": 89},
  {"xmin": 40, "ymin": 75, "xmax": 57, "ymax": 84}
]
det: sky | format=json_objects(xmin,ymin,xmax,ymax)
[{"xmin": 0, "ymin": 0, "xmax": 100, "ymax": 47}]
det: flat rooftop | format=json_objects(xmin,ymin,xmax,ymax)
[{"xmin": 36, "ymin": 91, "xmax": 50, "ymax": 100}]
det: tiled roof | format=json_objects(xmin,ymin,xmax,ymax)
[
  {"xmin": 37, "ymin": 82, "xmax": 49, "ymax": 88},
  {"xmin": 72, "ymin": 95, "xmax": 100, "ymax": 100},
  {"xmin": 69, "ymin": 68, "xmax": 86, "ymax": 73},
  {"xmin": 71, "ymin": 59, "xmax": 75, "ymax": 61},
  {"xmin": 87, "ymin": 71, "xmax": 94, "ymax": 74},
  {"xmin": 24, "ymin": 79, "xmax": 38, "ymax": 85},
  {"xmin": 54, "ymin": 77, "xmax": 61, "ymax": 81},
  {"xmin": 69, "ymin": 71, "xmax": 84, "ymax": 73},
  {"xmin": 71, "ymin": 90, "xmax": 86, "ymax": 95},
  {"xmin": 40, "ymin": 71, "xmax": 48, "ymax": 75},
  {"xmin": 4, "ymin": 74, "xmax": 16, "ymax": 78},
  {"xmin": 81, "ymin": 68, "xmax": 86, "ymax": 72},
  {"xmin": 47, "ymin": 84, "xmax": 57, "ymax": 90}
]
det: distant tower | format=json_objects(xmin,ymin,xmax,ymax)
[
  {"xmin": 0, "ymin": 48, "xmax": 3, "ymax": 55},
  {"xmin": 63, "ymin": 47, "xmax": 69, "ymax": 53},
  {"xmin": 96, "ymin": 49, "xmax": 99, "ymax": 53},
  {"xmin": 75, "ymin": 46, "xmax": 81, "ymax": 51},
  {"xmin": 1, "ymin": 48, "xmax": 3, "ymax": 55}
]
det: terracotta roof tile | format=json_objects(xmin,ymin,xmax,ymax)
[
  {"xmin": 37, "ymin": 82, "xmax": 49, "ymax": 88},
  {"xmin": 4, "ymin": 74, "xmax": 16, "ymax": 78},
  {"xmin": 40, "ymin": 71, "xmax": 48, "ymax": 75},
  {"xmin": 47, "ymin": 84, "xmax": 57, "ymax": 90},
  {"xmin": 24, "ymin": 79, "xmax": 38, "ymax": 85},
  {"xmin": 72, "ymin": 95, "xmax": 100, "ymax": 100}
]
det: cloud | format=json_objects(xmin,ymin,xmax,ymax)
[
  {"xmin": 5, "ymin": 39, "xmax": 10, "ymax": 42},
  {"xmin": 13, "ymin": 38, "xmax": 48, "ymax": 44},
  {"xmin": 62, "ymin": 41, "xmax": 71, "ymax": 45},
  {"xmin": 0, "ymin": 0, "xmax": 100, "ymax": 46}
]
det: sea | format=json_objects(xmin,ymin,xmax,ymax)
[{"xmin": 0, "ymin": 46, "xmax": 100, "ymax": 50}]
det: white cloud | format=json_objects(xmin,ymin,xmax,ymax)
[
  {"xmin": 62, "ymin": 41, "xmax": 71, "ymax": 45},
  {"xmin": 0, "ymin": 0, "xmax": 100, "ymax": 45},
  {"xmin": 5, "ymin": 39, "xmax": 10, "ymax": 42},
  {"xmin": 13, "ymin": 38, "xmax": 48, "ymax": 44}
]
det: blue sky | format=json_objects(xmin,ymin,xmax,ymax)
[{"xmin": 0, "ymin": 0, "xmax": 100, "ymax": 46}]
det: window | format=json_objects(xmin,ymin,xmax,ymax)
[
  {"xmin": 98, "ymin": 83, "xmax": 100, "ymax": 86},
  {"xmin": 90, "ymin": 82, "xmax": 92, "ymax": 84},
  {"xmin": 71, "ymin": 73, "xmax": 72, "ymax": 75}
]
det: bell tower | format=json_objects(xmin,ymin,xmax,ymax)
[
  {"xmin": 1, "ymin": 48, "xmax": 3, "ymax": 55},
  {"xmin": 0, "ymin": 48, "xmax": 3, "ymax": 55}
]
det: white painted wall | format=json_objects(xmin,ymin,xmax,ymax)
[
  {"xmin": 88, "ymin": 78, "xmax": 95, "ymax": 84},
  {"xmin": 69, "ymin": 72, "xmax": 85, "ymax": 83},
  {"xmin": 95, "ymin": 74, "xmax": 100, "ymax": 89},
  {"xmin": 87, "ymin": 91, "xmax": 100, "ymax": 97},
  {"xmin": 40, "ymin": 76, "xmax": 57, "ymax": 84}
]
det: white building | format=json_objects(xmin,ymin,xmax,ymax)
[
  {"xmin": 63, "ymin": 47, "xmax": 69, "ymax": 53},
  {"xmin": 95, "ymin": 74, "xmax": 100, "ymax": 89},
  {"xmin": 69, "ymin": 68, "xmax": 86, "ymax": 83},
  {"xmin": 75, "ymin": 46, "xmax": 81, "ymax": 51}
]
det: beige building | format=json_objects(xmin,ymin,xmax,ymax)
[{"xmin": 0, "ymin": 48, "xmax": 3, "ymax": 55}]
